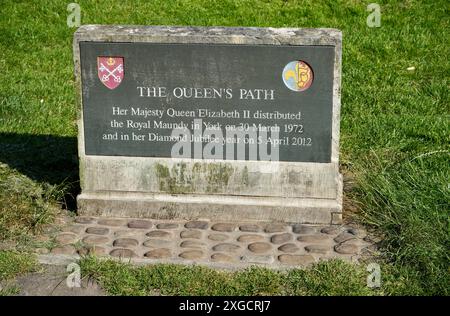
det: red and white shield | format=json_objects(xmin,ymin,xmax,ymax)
[{"xmin": 97, "ymin": 57, "xmax": 124, "ymax": 90}]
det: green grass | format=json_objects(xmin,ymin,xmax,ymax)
[
  {"xmin": 0, "ymin": 0, "xmax": 449, "ymax": 295},
  {"xmin": 81, "ymin": 257, "xmax": 379, "ymax": 296},
  {"xmin": 0, "ymin": 250, "xmax": 37, "ymax": 295},
  {"xmin": 0, "ymin": 250, "xmax": 37, "ymax": 281}
]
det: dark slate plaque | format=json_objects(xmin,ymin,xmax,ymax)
[{"xmin": 80, "ymin": 42, "xmax": 334, "ymax": 162}]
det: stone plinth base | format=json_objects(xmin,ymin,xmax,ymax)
[{"xmin": 78, "ymin": 192, "xmax": 342, "ymax": 224}]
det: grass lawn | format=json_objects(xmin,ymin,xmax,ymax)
[{"xmin": 0, "ymin": 0, "xmax": 449, "ymax": 295}]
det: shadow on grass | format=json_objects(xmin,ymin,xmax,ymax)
[{"xmin": 0, "ymin": 133, "xmax": 79, "ymax": 212}]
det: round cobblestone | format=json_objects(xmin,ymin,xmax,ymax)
[
  {"xmin": 208, "ymin": 233, "xmax": 228, "ymax": 242},
  {"xmin": 334, "ymin": 243, "xmax": 359, "ymax": 254},
  {"xmin": 180, "ymin": 230, "xmax": 202, "ymax": 239},
  {"xmin": 278, "ymin": 254, "xmax": 314, "ymax": 265},
  {"xmin": 264, "ymin": 223, "xmax": 286, "ymax": 233},
  {"xmin": 75, "ymin": 217, "xmax": 95, "ymax": 224},
  {"xmin": 143, "ymin": 239, "xmax": 172, "ymax": 247},
  {"xmin": 270, "ymin": 233, "xmax": 293, "ymax": 244},
  {"xmin": 85, "ymin": 227, "xmax": 109, "ymax": 235},
  {"xmin": 109, "ymin": 248, "xmax": 137, "ymax": 258},
  {"xmin": 297, "ymin": 235, "xmax": 329, "ymax": 243},
  {"xmin": 180, "ymin": 240, "xmax": 205, "ymax": 248},
  {"xmin": 146, "ymin": 230, "xmax": 171, "ymax": 238},
  {"xmin": 156, "ymin": 223, "xmax": 178, "ymax": 229},
  {"xmin": 212, "ymin": 243, "xmax": 241, "ymax": 252},
  {"xmin": 179, "ymin": 250, "xmax": 204, "ymax": 260},
  {"xmin": 113, "ymin": 238, "xmax": 139, "ymax": 248},
  {"xmin": 144, "ymin": 248, "xmax": 171, "ymax": 259},
  {"xmin": 347, "ymin": 227, "xmax": 365, "ymax": 238},
  {"xmin": 55, "ymin": 233, "xmax": 78, "ymax": 245},
  {"xmin": 304, "ymin": 244, "xmax": 330, "ymax": 254},
  {"xmin": 239, "ymin": 224, "xmax": 261, "ymax": 232},
  {"xmin": 248, "ymin": 242, "xmax": 272, "ymax": 253},
  {"xmin": 97, "ymin": 218, "xmax": 127, "ymax": 226},
  {"xmin": 51, "ymin": 245, "xmax": 76, "ymax": 255},
  {"xmin": 78, "ymin": 246, "xmax": 107, "ymax": 256},
  {"xmin": 128, "ymin": 219, "xmax": 152, "ymax": 229},
  {"xmin": 184, "ymin": 220, "xmax": 209, "ymax": 230},
  {"xmin": 211, "ymin": 223, "xmax": 235, "ymax": 232},
  {"xmin": 278, "ymin": 243, "xmax": 299, "ymax": 253},
  {"xmin": 82, "ymin": 235, "xmax": 109, "ymax": 245},
  {"xmin": 334, "ymin": 232, "xmax": 356, "ymax": 244},
  {"xmin": 320, "ymin": 226, "xmax": 341, "ymax": 235},
  {"xmin": 211, "ymin": 253, "xmax": 235, "ymax": 263},
  {"xmin": 292, "ymin": 224, "xmax": 315, "ymax": 234},
  {"xmin": 62, "ymin": 225, "xmax": 85, "ymax": 234},
  {"xmin": 237, "ymin": 234, "xmax": 264, "ymax": 242}
]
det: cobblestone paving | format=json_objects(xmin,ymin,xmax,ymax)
[{"xmin": 37, "ymin": 217, "xmax": 376, "ymax": 269}]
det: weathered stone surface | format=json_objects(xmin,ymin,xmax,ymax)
[
  {"xmin": 82, "ymin": 235, "xmax": 109, "ymax": 245},
  {"xmin": 62, "ymin": 225, "xmax": 85, "ymax": 234},
  {"xmin": 347, "ymin": 227, "xmax": 365, "ymax": 238},
  {"xmin": 278, "ymin": 243, "xmax": 299, "ymax": 253},
  {"xmin": 292, "ymin": 224, "xmax": 315, "ymax": 234},
  {"xmin": 237, "ymin": 234, "xmax": 264, "ymax": 242},
  {"xmin": 143, "ymin": 239, "xmax": 172, "ymax": 247},
  {"xmin": 156, "ymin": 223, "xmax": 178, "ymax": 229},
  {"xmin": 239, "ymin": 224, "xmax": 261, "ymax": 232},
  {"xmin": 331, "ymin": 212, "xmax": 342, "ymax": 224},
  {"xmin": 75, "ymin": 217, "xmax": 95, "ymax": 224},
  {"xmin": 334, "ymin": 243, "xmax": 359, "ymax": 254},
  {"xmin": 305, "ymin": 244, "xmax": 329, "ymax": 254},
  {"xmin": 51, "ymin": 245, "xmax": 76, "ymax": 255},
  {"xmin": 297, "ymin": 235, "xmax": 329, "ymax": 242},
  {"xmin": 113, "ymin": 238, "xmax": 138, "ymax": 248},
  {"xmin": 109, "ymin": 248, "xmax": 137, "ymax": 258},
  {"xmin": 79, "ymin": 246, "xmax": 107, "ymax": 256},
  {"xmin": 144, "ymin": 248, "xmax": 171, "ymax": 259},
  {"xmin": 98, "ymin": 218, "xmax": 127, "ymax": 226},
  {"xmin": 211, "ymin": 253, "xmax": 236, "ymax": 263},
  {"xmin": 146, "ymin": 230, "xmax": 171, "ymax": 238},
  {"xmin": 212, "ymin": 243, "xmax": 241, "ymax": 252},
  {"xmin": 240, "ymin": 255, "xmax": 274, "ymax": 264},
  {"xmin": 278, "ymin": 254, "xmax": 314, "ymax": 265},
  {"xmin": 114, "ymin": 230, "xmax": 136, "ymax": 238},
  {"xmin": 211, "ymin": 223, "xmax": 235, "ymax": 232},
  {"xmin": 128, "ymin": 219, "xmax": 152, "ymax": 229},
  {"xmin": 184, "ymin": 221, "xmax": 209, "ymax": 230},
  {"xmin": 208, "ymin": 233, "xmax": 229, "ymax": 241},
  {"xmin": 180, "ymin": 230, "xmax": 202, "ymax": 239},
  {"xmin": 85, "ymin": 227, "xmax": 109, "ymax": 235},
  {"xmin": 334, "ymin": 232, "xmax": 356, "ymax": 244},
  {"xmin": 55, "ymin": 233, "xmax": 78, "ymax": 245},
  {"xmin": 320, "ymin": 226, "xmax": 340, "ymax": 235},
  {"xmin": 179, "ymin": 250, "xmax": 203, "ymax": 259},
  {"xmin": 264, "ymin": 223, "xmax": 287, "ymax": 233},
  {"xmin": 180, "ymin": 240, "xmax": 205, "ymax": 249},
  {"xmin": 270, "ymin": 233, "xmax": 293, "ymax": 244},
  {"xmin": 35, "ymin": 248, "xmax": 50, "ymax": 254},
  {"xmin": 248, "ymin": 242, "xmax": 272, "ymax": 253}
]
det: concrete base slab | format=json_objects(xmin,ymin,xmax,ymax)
[{"xmin": 78, "ymin": 192, "xmax": 342, "ymax": 224}]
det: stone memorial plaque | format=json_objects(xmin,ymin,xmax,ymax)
[
  {"xmin": 80, "ymin": 42, "xmax": 334, "ymax": 162},
  {"xmin": 74, "ymin": 26, "xmax": 343, "ymax": 224}
]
